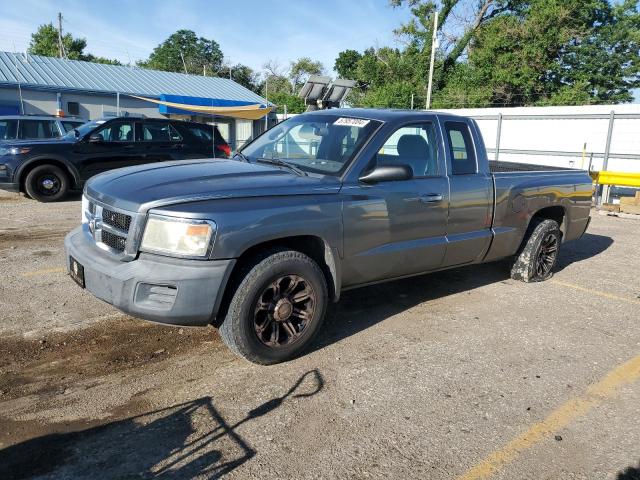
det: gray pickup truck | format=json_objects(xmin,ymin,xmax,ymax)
[{"xmin": 64, "ymin": 109, "xmax": 592, "ymax": 364}]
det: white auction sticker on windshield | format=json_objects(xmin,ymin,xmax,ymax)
[{"xmin": 334, "ymin": 117, "xmax": 370, "ymax": 128}]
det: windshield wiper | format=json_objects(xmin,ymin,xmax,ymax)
[
  {"xmin": 233, "ymin": 151, "xmax": 250, "ymax": 162},
  {"xmin": 256, "ymin": 157, "xmax": 307, "ymax": 176}
]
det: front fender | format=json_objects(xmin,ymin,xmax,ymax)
[{"xmin": 15, "ymin": 155, "xmax": 81, "ymax": 189}]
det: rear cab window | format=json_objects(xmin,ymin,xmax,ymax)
[{"xmin": 445, "ymin": 121, "xmax": 477, "ymax": 175}]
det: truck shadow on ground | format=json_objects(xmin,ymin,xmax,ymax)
[
  {"xmin": 314, "ymin": 233, "xmax": 612, "ymax": 351},
  {"xmin": 0, "ymin": 369, "xmax": 324, "ymax": 480},
  {"xmin": 618, "ymin": 461, "xmax": 640, "ymax": 480}
]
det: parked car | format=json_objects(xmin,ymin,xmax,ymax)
[
  {"xmin": 0, "ymin": 117, "xmax": 231, "ymax": 201},
  {"xmin": 64, "ymin": 109, "xmax": 592, "ymax": 364},
  {"xmin": 0, "ymin": 115, "xmax": 85, "ymax": 142}
]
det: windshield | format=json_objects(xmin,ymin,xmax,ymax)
[
  {"xmin": 240, "ymin": 114, "xmax": 381, "ymax": 176},
  {"xmin": 62, "ymin": 119, "xmax": 107, "ymax": 139}
]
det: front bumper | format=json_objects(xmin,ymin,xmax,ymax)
[{"xmin": 64, "ymin": 226, "xmax": 236, "ymax": 326}]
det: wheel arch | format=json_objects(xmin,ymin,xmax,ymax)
[
  {"xmin": 17, "ymin": 157, "xmax": 80, "ymax": 193},
  {"xmin": 213, "ymin": 235, "xmax": 340, "ymax": 327},
  {"xmin": 529, "ymin": 205, "xmax": 566, "ymax": 237},
  {"xmin": 514, "ymin": 205, "xmax": 566, "ymax": 256}
]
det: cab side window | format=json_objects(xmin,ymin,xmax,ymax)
[
  {"xmin": 445, "ymin": 122, "xmax": 477, "ymax": 175},
  {"xmin": 376, "ymin": 123, "xmax": 438, "ymax": 177},
  {"xmin": 0, "ymin": 120, "xmax": 18, "ymax": 140},
  {"xmin": 142, "ymin": 122, "xmax": 182, "ymax": 142},
  {"xmin": 95, "ymin": 122, "xmax": 135, "ymax": 142},
  {"xmin": 19, "ymin": 120, "xmax": 57, "ymax": 139}
]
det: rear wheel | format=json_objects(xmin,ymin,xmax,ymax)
[
  {"xmin": 24, "ymin": 164, "xmax": 69, "ymax": 202},
  {"xmin": 219, "ymin": 249, "xmax": 328, "ymax": 365},
  {"xmin": 510, "ymin": 219, "xmax": 561, "ymax": 282}
]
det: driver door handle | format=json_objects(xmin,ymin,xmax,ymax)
[{"xmin": 419, "ymin": 193, "xmax": 443, "ymax": 203}]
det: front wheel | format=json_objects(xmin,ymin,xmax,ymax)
[
  {"xmin": 510, "ymin": 219, "xmax": 561, "ymax": 282},
  {"xmin": 219, "ymin": 249, "xmax": 328, "ymax": 365},
  {"xmin": 24, "ymin": 164, "xmax": 69, "ymax": 202}
]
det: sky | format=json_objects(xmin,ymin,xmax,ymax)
[
  {"xmin": 1, "ymin": 0, "xmax": 636, "ymax": 102},
  {"xmin": 0, "ymin": 0, "xmax": 412, "ymax": 74}
]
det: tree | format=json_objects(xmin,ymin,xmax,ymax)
[
  {"xmin": 256, "ymin": 58, "xmax": 324, "ymax": 112},
  {"xmin": 334, "ymin": 49, "xmax": 362, "ymax": 80},
  {"xmin": 28, "ymin": 22, "xmax": 121, "ymax": 65},
  {"xmin": 29, "ymin": 23, "xmax": 88, "ymax": 60},
  {"xmin": 460, "ymin": 0, "xmax": 640, "ymax": 106},
  {"xmin": 335, "ymin": 0, "xmax": 640, "ymax": 108},
  {"xmin": 289, "ymin": 57, "xmax": 324, "ymax": 93},
  {"xmin": 141, "ymin": 30, "xmax": 223, "ymax": 75},
  {"xmin": 83, "ymin": 54, "xmax": 122, "ymax": 66},
  {"xmin": 266, "ymin": 91, "xmax": 306, "ymax": 114},
  {"xmin": 226, "ymin": 63, "xmax": 260, "ymax": 93}
]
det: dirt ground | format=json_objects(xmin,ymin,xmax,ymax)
[{"xmin": 1, "ymin": 189, "xmax": 639, "ymax": 480}]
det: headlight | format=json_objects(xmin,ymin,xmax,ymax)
[
  {"xmin": 81, "ymin": 195, "xmax": 89, "ymax": 224},
  {"xmin": 140, "ymin": 215, "xmax": 216, "ymax": 258}
]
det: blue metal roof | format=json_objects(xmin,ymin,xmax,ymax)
[{"xmin": 0, "ymin": 51, "xmax": 268, "ymax": 104}]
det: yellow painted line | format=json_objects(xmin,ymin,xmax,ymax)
[
  {"xmin": 551, "ymin": 280, "xmax": 640, "ymax": 306},
  {"xmin": 21, "ymin": 267, "xmax": 66, "ymax": 278},
  {"xmin": 457, "ymin": 354, "xmax": 640, "ymax": 480}
]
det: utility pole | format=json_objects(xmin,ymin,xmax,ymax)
[
  {"xmin": 264, "ymin": 75, "xmax": 269, "ymax": 131},
  {"xmin": 57, "ymin": 12, "xmax": 66, "ymax": 59},
  {"xmin": 180, "ymin": 51, "xmax": 188, "ymax": 74},
  {"xmin": 425, "ymin": 10, "xmax": 439, "ymax": 110}
]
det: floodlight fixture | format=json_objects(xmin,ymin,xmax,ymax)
[
  {"xmin": 322, "ymin": 78, "xmax": 356, "ymax": 106},
  {"xmin": 299, "ymin": 76, "xmax": 356, "ymax": 111}
]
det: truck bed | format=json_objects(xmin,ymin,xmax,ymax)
[{"xmin": 489, "ymin": 160, "xmax": 573, "ymax": 173}]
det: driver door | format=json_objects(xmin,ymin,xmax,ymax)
[
  {"xmin": 77, "ymin": 120, "xmax": 142, "ymax": 180},
  {"xmin": 341, "ymin": 122, "xmax": 449, "ymax": 286}
]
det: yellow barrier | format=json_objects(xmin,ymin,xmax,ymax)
[{"xmin": 590, "ymin": 171, "xmax": 640, "ymax": 188}]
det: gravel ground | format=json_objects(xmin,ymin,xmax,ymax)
[{"xmin": 1, "ymin": 189, "xmax": 639, "ymax": 480}]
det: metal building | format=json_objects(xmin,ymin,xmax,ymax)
[{"xmin": 0, "ymin": 51, "xmax": 273, "ymax": 149}]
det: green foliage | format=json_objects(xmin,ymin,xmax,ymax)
[
  {"xmin": 289, "ymin": 57, "xmax": 324, "ymax": 93},
  {"xmin": 29, "ymin": 23, "xmax": 87, "ymax": 60},
  {"xmin": 28, "ymin": 23, "xmax": 121, "ymax": 65},
  {"xmin": 227, "ymin": 64, "xmax": 260, "ymax": 93},
  {"xmin": 334, "ymin": 49, "xmax": 361, "ymax": 80},
  {"xmin": 266, "ymin": 92, "xmax": 306, "ymax": 114},
  {"xmin": 260, "ymin": 75, "xmax": 292, "ymax": 96},
  {"xmin": 83, "ymin": 54, "xmax": 122, "ymax": 66},
  {"xmin": 336, "ymin": 0, "xmax": 640, "ymax": 108},
  {"xmin": 140, "ymin": 29, "xmax": 223, "ymax": 75}
]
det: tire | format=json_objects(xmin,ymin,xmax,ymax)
[
  {"xmin": 24, "ymin": 164, "xmax": 69, "ymax": 202},
  {"xmin": 510, "ymin": 219, "xmax": 562, "ymax": 283},
  {"xmin": 219, "ymin": 249, "xmax": 328, "ymax": 365}
]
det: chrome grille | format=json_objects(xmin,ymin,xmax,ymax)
[
  {"xmin": 84, "ymin": 195, "xmax": 141, "ymax": 261},
  {"xmin": 102, "ymin": 208, "xmax": 132, "ymax": 232},
  {"xmin": 101, "ymin": 230, "xmax": 127, "ymax": 252}
]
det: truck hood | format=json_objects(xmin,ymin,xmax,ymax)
[{"xmin": 85, "ymin": 159, "xmax": 342, "ymax": 212}]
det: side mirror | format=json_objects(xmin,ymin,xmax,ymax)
[
  {"xmin": 87, "ymin": 134, "xmax": 103, "ymax": 143},
  {"xmin": 359, "ymin": 164, "xmax": 413, "ymax": 184}
]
